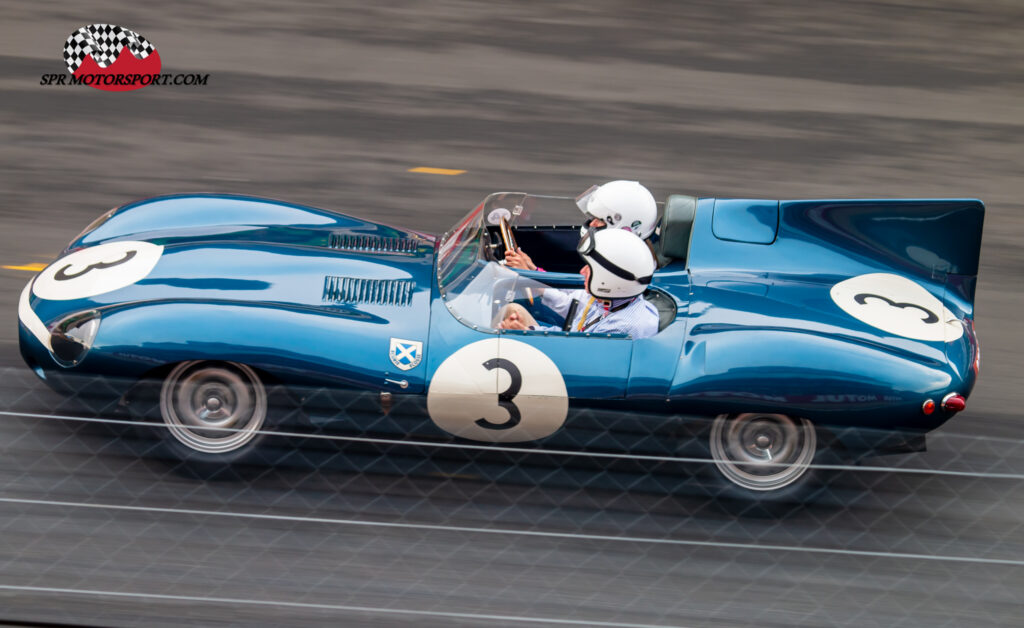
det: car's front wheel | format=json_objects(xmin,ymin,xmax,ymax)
[
  {"xmin": 157, "ymin": 361, "xmax": 269, "ymax": 469},
  {"xmin": 707, "ymin": 413, "xmax": 837, "ymax": 510}
]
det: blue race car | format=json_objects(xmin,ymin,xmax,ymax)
[{"xmin": 17, "ymin": 191, "xmax": 984, "ymax": 500}]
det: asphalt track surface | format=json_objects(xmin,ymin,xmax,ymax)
[{"xmin": 1, "ymin": 1, "xmax": 1023, "ymax": 626}]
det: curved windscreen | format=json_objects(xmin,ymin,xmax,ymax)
[{"xmin": 437, "ymin": 193, "xmax": 581, "ymax": 331}]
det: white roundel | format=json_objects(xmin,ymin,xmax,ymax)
[
  {"xmin": 427, "ymin": 338, "xmax": 568, "ymax": 443},
  {"xmin": 33, "ymin": 240, "xmax": 163, "ymax": 301},
  {"xmin": 830, "ymin": 273, "xmax": 963, "ymax": 342}
]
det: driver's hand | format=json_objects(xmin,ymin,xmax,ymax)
[
  {"xmin": 504, "ymin": 247, "xmax": 537, "ymax": 271},
  {"xmin": 499, "ymin": 310, "xmax": 530, "ymax": 330}
]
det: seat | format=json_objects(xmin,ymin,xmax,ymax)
[
  {"xmin": 643, "ymin": 289, "xmax": 676, "ymax": 332},
  {"xmin": 655, "ymin": 194, "xmax": 697, "ymax": 267}
]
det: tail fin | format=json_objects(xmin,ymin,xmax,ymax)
[{"xmin": 780, "ymin": 199, "xmax": 985, "ymax": 304}]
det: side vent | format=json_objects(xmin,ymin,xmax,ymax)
[
  {"xmin": 328, "ymin": 233, "xmax": 418, "ymax": 254},
  {"xmin": 323, "ymin": 276, "xmax": 415, "ymax": 307}
]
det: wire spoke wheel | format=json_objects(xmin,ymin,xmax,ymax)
[
  {"xmin": 709, "ymin": 413, "xmax": 817, "ymax": 492},
  {"xmin": 159, "ymin": 361, "xmax": 267, "ymax": 456}
]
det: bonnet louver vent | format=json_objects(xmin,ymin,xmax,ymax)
[
  {"xmin": 328, "ymin": 233, "xmax": 418, "ymax": 254},
  {"xmin": 323, "ymin": 276, "xmax": 414, "ymax": 307}
]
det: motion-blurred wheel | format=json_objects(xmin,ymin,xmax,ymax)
[
  {"xmin": 157, "ymin": 361, "xmax": 268, "ymax": 472},
  {"xmin": 708, "ymin": 413, "xmax": 832, "ymax": 508}
]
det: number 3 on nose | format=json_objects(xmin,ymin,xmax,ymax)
[{"xmin": 54, "ymin": 249, "xmax": 138, "ymax": 281}]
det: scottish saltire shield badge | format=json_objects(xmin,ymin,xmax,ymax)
[{"xmin": 389, "ymin": 338, "xmax": 423, "ymax": 371}]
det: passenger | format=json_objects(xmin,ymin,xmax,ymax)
[
  {"xmin": 500, "ymin": 228, "xmax": 659, "ymax": 339},
  {"xmin": 505, "ymin": 180, "xmax": 658, "ymax": 271}
]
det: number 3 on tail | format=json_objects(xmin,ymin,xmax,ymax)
[{"xmin": 830, "ymin": 273, "xmax": 962, "ymax": 342}]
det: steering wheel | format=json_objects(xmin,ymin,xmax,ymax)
[{"xmin": 498, "ymin": 216, "xmax": 518, "ymax": 258}]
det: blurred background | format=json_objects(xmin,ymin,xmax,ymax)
[{"xmin": 0, "ymin": 1, "xmax": 1022, "ymax": 625}]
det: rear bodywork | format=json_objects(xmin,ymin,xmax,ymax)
[{"xmin": 664, "ymin": 197, "xmax": 983, "ymax": 432}]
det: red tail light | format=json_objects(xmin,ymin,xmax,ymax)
[{"xmin": 942, "ymin": 393, "xmax": 966, "ymax": 413}]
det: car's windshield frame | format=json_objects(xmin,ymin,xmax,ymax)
[
  {"xmin": 437, "ymin": 192, "xmax": 583, "ymax": 293},
  {"xmin": 437, "ymin": 193, "xmax": 590, "ymax": 334}
]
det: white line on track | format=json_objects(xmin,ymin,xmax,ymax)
[
  {"xmin": 0, "ymin": 584, "xmax": 687, "ymax": 628},
  {"xmin": 1, "ymin": 409, "xmax": 1023, "ymax": 480},
  {"xmin": 2, "ymin": 495, "xmax": 1023, "ymax": 567}
]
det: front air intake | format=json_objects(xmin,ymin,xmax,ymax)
[
  {"xmin": 322, "ymin": 276, "xmax": 415, "ymax": 307},
  {"xmin": 328, "ymin": 233, "xmax": 418, "ymax": 254}
]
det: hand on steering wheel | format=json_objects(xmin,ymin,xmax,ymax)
[
  {"xmin": 504, "ymin": 247, "xmax": 537, "ymax": 271},
  {"xmin": 499, "ymin": 216, "xmax": 538, "ymax": 270},
  {"xmin": 498, "ymin": 216, "xmax": 518, "ymax": 256}
]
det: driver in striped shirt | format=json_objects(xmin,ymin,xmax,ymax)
[{"xmin": 499, "ymin": 227, "xmax": 658, "ymax": 339}]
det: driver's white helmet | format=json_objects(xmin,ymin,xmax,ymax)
[
  {"xmin": 578, "ymin": 227, "xmax": 656, "ymax": 299},
  {"xmin": 576, "ymin": 180, "xmax": 657, "ymax": 239}
]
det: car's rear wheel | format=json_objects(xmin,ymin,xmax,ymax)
[
  {"xmin": 704, "ymin": 412, "xmax": 842, "ymax": 513},
  {"xmin": 709, "ymin": 413, "xmax": 817, "ymax": 492},
  {"xmin": 157, "ymin": 361, "xmax": 269, "ymax": 471}
]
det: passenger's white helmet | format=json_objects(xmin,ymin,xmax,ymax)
[
  {"xmin": 578, "ymin": 227, "xmax": 656, "ymax": 299},
  {"xmin": 575, "ymin": 180, "xmax": 657, "ymax": 239}
]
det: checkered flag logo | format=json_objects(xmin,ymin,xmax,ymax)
[{"xmin": 63, "ymin": 24, "xmax": 155, "ymax": 74}]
